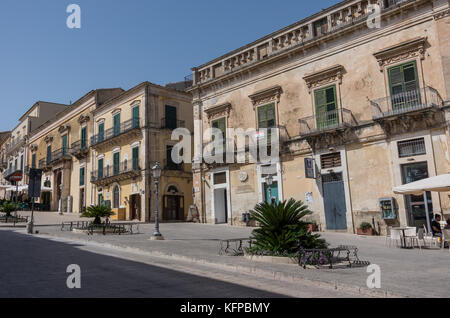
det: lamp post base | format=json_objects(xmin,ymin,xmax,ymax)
[
  {"xmin": 26, "ymin": 221, "xmax": 34, "ymax": 235},
  {"xmin": 150, "ymin": 234, "xmax": 165, "ymax": 241}
]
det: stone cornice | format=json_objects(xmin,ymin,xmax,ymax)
[
  {"xmin": 204, "ymin": 102, "xmax": 232, "ymax": 120},
  {"xmin": 249, "ymin": 85, "xmax": 282, "ymax": 107},
  {"xmin": 303, "ymin": 65, "xmax": 345, "ymax": 93},
  {"xmin": 373, "ymin": 37, "xmax": 427, "ymax": 72}
]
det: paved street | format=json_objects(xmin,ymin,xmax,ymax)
[{"xmin": 0, "ymin": 229, "xmax": 359, "ymax": 298}]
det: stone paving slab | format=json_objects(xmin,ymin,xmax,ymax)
[{"xmin": 29, "ymin": 222, "xmax": 450, "ymax": 298}]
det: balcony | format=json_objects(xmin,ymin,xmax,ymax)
[
  {"xmin": 90, "ymin": 118, "xmax": 141, "ymax": 150},
  {"xmin": 48, "ymin": 148, "xmax": 72, "ymax": 166},
  {"xmin": 5, "ymin": 137, "xmax": 25, "ymax": 156},
  {"xmin": 70, "ymin": 140, "xmax": 89, "ymax": 160},
  {"xmin": 148, "ymin": 118, "xmax": 186, "ymax": 130},
  {"xmin": 3, "ymin": 166, "xmax": 23, "ymax": 181},
  {"xmin": 91, "ymin": 159, "xmax": 141, "ymax": 187},
  {"xmin": 299, "ymin": 108, "xmax": 357, "ymax": 137},
  {"xmin": 370, "ymin": 86, "xmax": 443, "ymax": 120}
]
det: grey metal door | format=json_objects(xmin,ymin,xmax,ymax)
[{"xmin": 322, "ymin": 173, "xmax": 347, "ymax": 230}]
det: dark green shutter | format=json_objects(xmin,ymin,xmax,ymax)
[
  {"xmin": 314, "ymin": 85, "xmax": 338, "ymax": 129},
  {"xmin": 80, "ymin": 167, "xmax": 85, "ymax": 186},
  {"xmin": 132, "ymin": 106, "xmax": 140, "ymax": 128},
  {"xmin": 47, "ymin": 145, "xmax": 52, "ymax": 164},
  {"xmin": 113, "ymin": 152, "xmax": 120, "ymax": 175},
  {"xmin": 212, "ymin": 117, "xmax": 226, "ymax": 143},
  {"xmin": 132, "ymin": 147, "xmax": 139, "ymax": 170},
  {"xmin": 98, "ymin": 158, "xmax": 104, "ymax": 179},
  {"xmin": 113, "ymin": 113, "xmax": 121, "ymax": 136},
  {"xmin": 62, "ymin": 135, "xmax": 68, "ymax": 156},
  {"xmin": 165, "ymin": 106, "xmax": 177, "ymax": 129},
  {"xmin": 81, "ymin": 127, "xmax": 87, "ymax": 149},
  {"xmin": 388, "ymin": 61, "xmax": 420, "ymax": 110},
  {"xmin": 257, "ymin": 103, "xmax": 276, "ymax": 129},
  {"xmin": 98, "ymin": 123, "xmax": 104, "ymax": 142},
  {"xmin": 31, "ymin": 154, "xmax": 36, "ymax": 169}
]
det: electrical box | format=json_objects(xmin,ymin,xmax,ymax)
[{"xmin": 379, "ymin": 198, "xmax": 397, "ymax": 220}]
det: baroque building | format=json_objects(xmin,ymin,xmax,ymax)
[{"xmin": 189, "ymin": 0, "xmax": 450, "ymax": 234}]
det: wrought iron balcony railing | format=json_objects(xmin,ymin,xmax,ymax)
[
  {"xmin": 49, "ymin": 148, "xmax": 71, "ymax": 164},
  {"xmin": 91, "ymin": 159, "xmax": 141, "ymax": 183},
  {"xmin": 370, "ymin": 86, "xmax": 443, "ymax": 119},
  {"xmin": 90, "ymin": 118, "xmax": 140, "ymax": 147},
  {"xmin": 298, "ymin": 108, "xmax": 357, "ymax": 136},
  {"xmin": 3, "ymin": 166, "xmax": 22, "ymax": 179}
]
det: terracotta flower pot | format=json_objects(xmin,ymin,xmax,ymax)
[
  {"xmin": 357, "ymin": 228, "xmax": 374, "ymax": 236},
  {"xmin": 308, "ymin": 224, "xmax": 319, "ymax": 233}
]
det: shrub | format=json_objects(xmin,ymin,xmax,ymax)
[
  {"xmin": 248, "ymin": 199, "xmax": 328, "ymax": 256},
  {"xmin": 360, "ymin": 222, "xmax": 373, "ymax": 231},
  {"xmin": 1, "ymin": 201, "xmax": 17, "ymax": 217},
  {"xmin": 81, "ymin": 205, "xmax": 114, "ymax": 225}
]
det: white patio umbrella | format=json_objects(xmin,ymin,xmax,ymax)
[{"xmin": 393, "ymin": 173, "xmax": 450, "ymax": 233}]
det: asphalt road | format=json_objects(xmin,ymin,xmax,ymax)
[{"xmin": 0, "ymin": 230, "xmax": 285, "ymax": 298}]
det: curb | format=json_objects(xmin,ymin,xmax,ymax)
[{"xmin": 35, "ymin": 231, "xmax": 407, "ymax": 298}]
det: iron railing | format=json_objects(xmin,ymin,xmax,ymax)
[
  {"xmin": 370, "ymin": 86, "xmax": 443, "ymax": 119},
  {"xmin": 38, "ymin": 158, "xmax": 47, "ymax": 169},
  {"xmin": 398, "ymin": 138, "xmax": 426, "ymax": 158},
  {"xmin": 5, "ymin": 137, "xmax": 25, "ymax": 154},
  {"xmin": 49, "ymin": 148, "xmax": 71, "ymax": 164},
  {"xmin": 299, "ymin": 108, "xmax": 357, "ymax": 136},
  {"xmin": 2, "ymin": 166, "xmax": 22, "ymax": 179},
  {"xmin": 91, "ymin": 158, "xmax": 140, "ymax": 183},
  {"xmin": 91, "ymin": 118, "xmax": 140, "ymax": 147},
  {"xmin": 70, "ymin": 140, "xmax": 88, "ymax": 154},
  {"xmin": 159, "ymin": 118, "xmax": 186, "ymax": 130}
]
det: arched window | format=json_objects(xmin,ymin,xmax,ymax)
[
  {"xmin": 167, "ymin": 185, "xmax": 179, "ymax": 194},
  {"xmin": 113, "ymin": 185, "xmax": 120, "ymax": 209}
]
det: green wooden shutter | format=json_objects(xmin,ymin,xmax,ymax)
[
  {"xmin": 98, "ymin": 123, "xmax": 104, "ymax": 142},
  {"xmin": 165, "ymin": 106, "xmax": 177, "ymax": 129},
  {"xmin": 212, "ymin": 117, "xmax": 226, "ymax": 143},
  {"xmin": 81, "ymin": 127, "xmax": 87, "ymax": 149},
  {"xmin": 257, "ymin": 103, "xmax": 276, "ymax": 129},
  {"xmin": 388, "ymin": 61, "xmax": 420, "ymax": 110},
  {"xmin": 113, "ymin": 152, "xmax": 120, "ymax": 175},
  {"xmin": 132, "ymin": 106, "xmax": 140, "ymax": 128},
  {"xmin": 314, "ymin": 85, "xmax": 338, "ymax": 129},
  {"xmin": 62, "ymin": 135, "xmax": 68, "ymax": 156},
  {"xmin": 113, "ymin": 113, "xmax": 121, "ymax": 136},
  {"xmin": 31, "ymin": 154, "xmax": 36, "ymax": 169},
  {"xmin": 132, "ymin": 147, "xmax": 139, "ymax": 170},
  {"xmin": 80, "ymin": 167, "xmax": 85, "ymax": 186},
  {"xmin": 46, "ymin": 145, "xmax": 52, "ymax": 164},
  {"xmin": 98, "ymin": 158, "xmax": 104, "ymax": 179}
]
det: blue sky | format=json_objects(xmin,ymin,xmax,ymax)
[{"xmin": 0, "ymin": 0, "xmax": 337, "ymax": 130}]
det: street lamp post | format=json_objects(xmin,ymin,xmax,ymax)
[
  {"xmin": 151, "ymin": 162, "xmax": 164, "ymax": 241},
  {"xmin": 58, "ymin": 183, "xmax": 63, "ymax": 215},
  {"xmin": 266, "ymin": 175, "xmax": 274, "ymax": 204}
]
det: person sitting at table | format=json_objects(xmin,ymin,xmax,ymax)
[{"xmin": 431, "ymin": 214, "xmax": 442, "ymax": 237}]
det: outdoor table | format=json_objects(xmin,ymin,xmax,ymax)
[{"xmin": 393, "ymin": 227, "xmax": 414, "ymax": 249}]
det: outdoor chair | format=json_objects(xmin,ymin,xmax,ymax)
[
  {"xmin": 388, "ymin": 228, "xmax": 401, "ymax": 248},
  {"xmin": 404, "ymin": 227, "xmax": 417, "ymax": 249},
  {"xmin": 443, "ymin": 229, "xmax": 450, "ymax": 252},
  {"xmin": 423, "ymin": 225, "xmax": 440, "ymax": 248}
]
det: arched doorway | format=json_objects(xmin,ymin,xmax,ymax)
[{"xmin": 163, "ymin": 185, "xmax": 185, "ymax": 221}]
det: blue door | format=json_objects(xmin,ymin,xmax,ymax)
[
  {"xmin": 322, "ymin": 173, "xmax": 347, "ymax": 230},
  {"xmin": 264, "ymin": 182, "xmax": 279, "ymax": 204}
]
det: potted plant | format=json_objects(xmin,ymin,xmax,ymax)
[
  {"xmin": 1, "ymin": 201, "xmax": 17, "ymax": 218},
  {"xmin": 357, "ymin": 222, "xmax": 374, "ymax": 236},
  {"xmin": 81, "ymin": 205, "xmax": 114, "ymax": 225},
  {"xmin": 307, "ymin": 221, "xmax": 319, "ymax": 233}
]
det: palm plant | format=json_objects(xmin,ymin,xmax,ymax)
[
  {"xmin": 1, "ymin": 201, "xmax": 17, "ymax": 217},
  {"xmin": 249, "ymin": 199, "xmax": 327, "ymax": 255},
  {"xmin": 81, "ymin": 205, "xmax": 114, "ymax": 225}
]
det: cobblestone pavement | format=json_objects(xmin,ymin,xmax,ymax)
[
  {"xmin": 14, "ymin": 220, "xmax": 448, "ymax": 298},
  {"xmin": 0, "ymin": 229, "xmax": 359, "ymax": 298}
]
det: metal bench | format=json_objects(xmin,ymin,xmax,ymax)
[
  {"xmin": 218, "ymin": 238, "xmax": 252, "ymax": 256},
  {"xmin": 299, "ymin": 245, "xmax": 370, "ymax": 269}
]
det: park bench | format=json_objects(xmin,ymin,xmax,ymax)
[
  {"xmin": 218, "ymin": 238, "xmax": 252, "ymax": 256},
  {"xmin": 298, "ymin": 245, "xmax": 370, "ymax": 269}
]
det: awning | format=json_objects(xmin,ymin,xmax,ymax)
[{"xmin": 393, "ymin": 174, "xmax": 450, "ymax": 196}]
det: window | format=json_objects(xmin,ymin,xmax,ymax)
[
  {"xmin": 132, "ymin": 147, "xmax": 139, "ymax": 171},
  {"xmin": 113, "ymin": 186, "xmax": 120, "ymax": 209},
  {"xmin": 165, "ymin": 105, "xmax": 177, "ymax": 130},
  {"xmin": 398, "ymin": 138, "xmax": 426, "ymax": 158},
  {"xmin": 257, "ymin": 103, "xmax": 276, "ymax": 130},
  {"xmin": 132, "ymin": 106, "xmax": 140, "ymax": 129},
  {"xmin": 20, "ymin": 155, "xmax": 23, "ymax": 170},
  {"xmin": 46, "ymin": 145, "xmax": 52, "ymax": 164},
  {"xmin": 113, "ymin": 113, "xmax": 121, "ymax": 136},
  {"xmin": 213, "ymin": 172, "xmax": 227, "ymax": 185},
  {"xmin": 314, "ymin": 85, "xmax": 338, "ymax": 130},
  {"xmin": 166, "ymin": 146, "xmax": 179, "ymax": 170},
  {"xmin": 113, "ymin": 152, "xmax": 120, "ymax": 175},
  {"xmin": 388, "ymin": 61, "xmax": 420, "ymax": 110},
  {"xmin": 80, "ymin": 167, "xmax": 85, "ymax": 186},
  {"xmin": 31, "ymin": 154, "xmax": 36, "ymax": 169},
  {"xmin": 81, "ymin": 127, "xmax": 87, "ymax": 149},
  {"xmin": 321, "ymin": 152, "xmax": 342, "ymax": 169},
  {"xmin": 98, "ymin": 158, "xmax": 104, "ymax": 179},
  {"xmin": 98, "ymin": 123, "xmax": 105, "ymax": 142},
  {"xmin": 62, "ymin": 135, "xmax": 68, "ymax": 156},
  {"xmin": 314, "ymin": 18, "xmax": 328, "ymax": 37},
  {"xmin": 212, "ymin": 117, "xmax": 226, "ymax": 142},
  {"xmin": 14, "ymin": 158, "xmax": 17, "ymax": 171}
]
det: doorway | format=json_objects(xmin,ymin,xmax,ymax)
[
  {"xmin": 130, "ymin": 194, "xmax": 141, "ymax": 220},
  {"xmin": 163, "ymin": 195, "xmax": 184, "ymax": 221},
  {"xmin": 322, "ymin": 173, "xmax": 348, "ymax": 230},
  {"xmin": 214, "ymin": 188, "xmax": 228, "ymax": 224},
  {"xmin": 401, "ymin": 162, "xmax": 433, "ymax": 229}
]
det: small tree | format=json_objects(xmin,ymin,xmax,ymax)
[
  {"xmin": 249, "ymin": 199, "xmax": 328, "ymax": 255},
  {"xmin": 82, "ymin": 205, "xmax": 114, "ymax": 225},
  {"xmin": 1, "ymin": 201, "xmax": 17, "ymax": 217}
]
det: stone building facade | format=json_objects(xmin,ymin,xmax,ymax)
[{"xmin": 189, "ymin": 0, "xmax": 450, "ymax": 234}]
